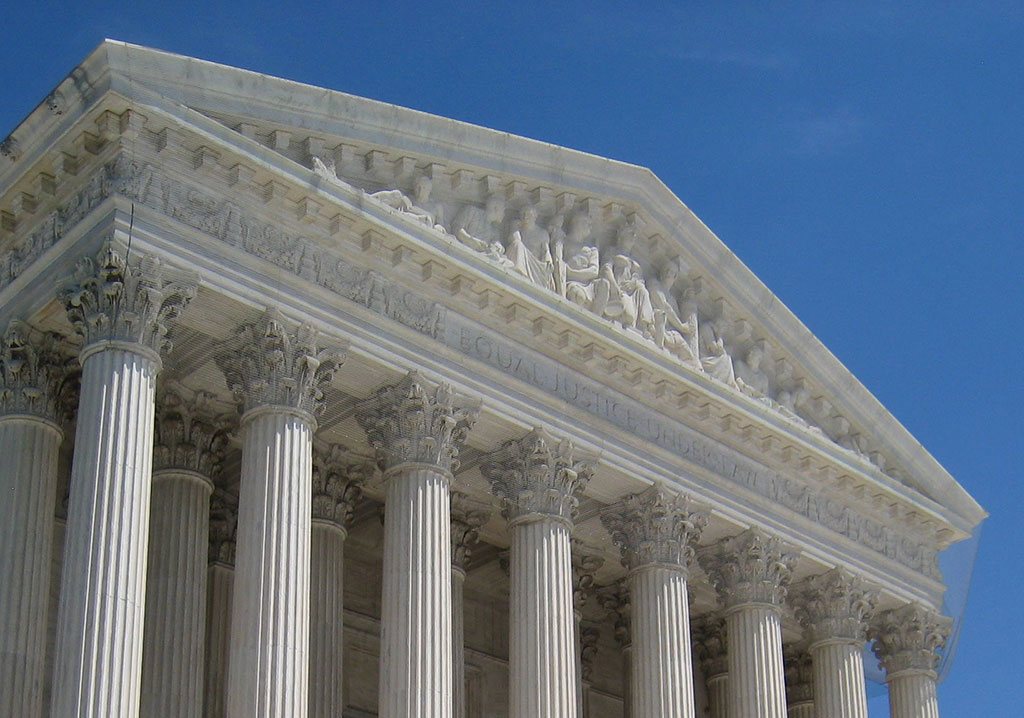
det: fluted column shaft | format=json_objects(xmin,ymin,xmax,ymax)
[
  {"xmin": 887, "ymin": 670, "xmax": 939, "ymax": 718},
  {"xmin": 726, "ymin": 604, "xmax": 787, "ymax": 718},
  {"xmin": 810, "ymin": 640, "xmax": 868, "ymax": 718},
  {"xmin": 204, "ymin": 561, "xmax": 234, "ymax": 718},
  {"xmin": 310, "ymin": 521, "xmax": 347, "ymax": 718},
  {"xmin": 0, "ymin": 415, "xmax": 63, "ymax": 718},
  {"xmin": 227, "ymin": 407, "xmax": 314, "ymax": 718},
  {"xmin": 51, "ymin": 343, "xmax": 160, "ymax": 717},
  {"xmin": 706, "ymin": 674, "xmax": 728, "ymax": 718},
  {"xmin": 453, "ymin": 565, "xmax": 467, "ymax": 718},
  {"xmin": 379, "ymin": 464, "xmax": 453, "ymax": 718},
  {"xmin": 509, "ymin": 515, "xmax": 577, "ymax": 718},
  {"xmin": 631, "ymin": 565, "xmax": 695, "ymax": 718},
  {"xmin": 140, "ymin": 470, "xmax": 214, "ymax": 716}
]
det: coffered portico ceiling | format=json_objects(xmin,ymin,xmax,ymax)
[{"xmin": 0, "ymin": 41, "xmax": 984, "ymax": 608}]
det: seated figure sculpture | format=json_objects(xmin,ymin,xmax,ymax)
[
  {"xmin": 505, "ymin": 205, "xmax": 555, "ymax": 291},
  {"xmin": 451, "ymin": 196, "xmax": 513, "ymax": 268},
  {"xmin": 699, "ymin": 321, "xmax": 739, "ymax": 388},
  {"xmin": 735, "ymin": 344, "xmax": 772, "ymax": 402},
  {"xmin": 647, "ymin": 260, "xmax": 699, "ymax": 368},
  {"xmin": 554, "ymin": 211, "xmax": 600, "ymax": 303},
  {"xmin": 592, "ymin": 222, "xmax": 654, "ymax": 334}
]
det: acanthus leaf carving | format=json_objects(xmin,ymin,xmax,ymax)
[
  {"xmin": 481, "ymin": 427, "xmax": 593, "ymax": 525},
  {"xmin": 791, "ymin": 568, "xmax": 878, "ymax": 645},
  {"xmin": 59, "ymin": 243, "xmax": 198, "ymax": 356},
  {"xmin": 783, "ymin": 645, "xmax": 815, "ymax": 704},
  {"xmin": 571, "ymin": 539, "xmax": 604, "ymax": 614},
  {"xmin": 580, "ymin": 622, "xmax": 601, "ymax": 682},
  {"xmin": 690, "ymin": 613, "xmax": 728, "ymax": 679},
  {"xmin": 869, "ymin": 603, "xmax": 952, "ymax": 676},
  {"xmin": 354, "ymin": 370, "xmax": 477, "ymax": 473},
  {"xmin": 596, "ymin": 580, "xmax": 631, "ymax": 649},
  {"xmin": 153, "ymin": 387, "xmax": 233, "ymax": 476},
  {"xmin": 699, "ymin": 528, "xmax": 799, "ymax": 609},
  {"xmin": 214, "ymin": 309, "xmax": 346, "ymax": 419},
  {"xmin": 600, "ymin": 485, "xmax": 707, "ymax": 573},
  {"xmin": 450, "ymin": 491, "xmax": 491, "ymax": 572},
  {"xmin": 311, "ymin": 442, "xmax": 372, "ymax": 529},
  {"xmin": 208, "ymin": 489, "xmax": 238, "ymax": 566},
  {"xmin": 0, "ymin": 320, "xmax": 73, "ymax": 422}
]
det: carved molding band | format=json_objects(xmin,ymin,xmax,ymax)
[
  {"xmin": 792, "ymin": 568, "xmax": 878, "ymax": 646},
  {"xmin": 869, "ymin": 603, "xmax": 952, "ymax": 676},
  {"xmin": 153, "ymin": 388, "xmax": 232, "ymax": 476},
  {"xmin": 355, "ymin": 371, "xmax": 477, "ymax": 473},
  {"xmin": 0, "ymin": 320, "xmax": 71, "ymax": 423},
  {"xmin": 699, "ymin": 528, "xmax": 799, "ymax": 609},
  {"xmin": 214, "ymin": 309, "xmax": 346, "ymax": 419},
  {"xmin": 601, "ymin": 486, "xmax": 707, "ymax": 574},
  {"xmin": 482, "ymin": 427, "xmax": 593, "ymax": 525},
  {"xmin": 59, "ymin": 243, "xmax": 197, "ymax": 356},
  {"xmin": 311, "ymin": 443, "xmax": 372, "ymax": 528}
]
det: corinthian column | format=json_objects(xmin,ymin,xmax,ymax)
[
  {"xmin": 141, "ymin": 389, "xmax": 230, "ymax": 717},
  {"xmin": 451, "ymin": 491, "xmax": 491, "ymax": 718},
  {"xmin": 483, "ymin": 428, "xmax": 593, "ymax": 718},
  {"xmin": 792, "ymin": 568, "xmax": 877, "ymax": 718},
  {"xmin": 691, "ymin": 614, "xmax": 728, "ymax": 718},
  {"xmin": 699, "ymin": 528, "xmax": 799, "ymax": 718},
  {"xmin": 0, "ymin": 322, "xmax": 68, "ymax": 718},
  {"xmin": 204, "ymin": 491, "xmax": 238, "ymax": 718},
  {"xmin": 309, "ymin": 444, "xmax": 369, "ymax": 718},
  {"xmin": 216, "ymin": 311, "xmax": 346, "ymax": 718},
  {"xmin": 356, "ymin": 371, "xmax": 477, "ymax": 718},
  {"xmin": 869, "ymin": 603, "xmax": 952, "ymax": 718},
  {"xmin": 784, "ymin": 646, "xmax": 815, "ymax": 718},
  {"xmin": 601, "ymin": 487, "xmax": 707, "ymax": 718},
  {"xmin": 51, "ymin": 244, "xmax": 196, "ymax": 718}
]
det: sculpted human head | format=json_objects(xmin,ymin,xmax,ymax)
[
  {"xmin": 658, "ymin": 260, "xmax": 680, "ymax": 285},
  {"xmin": 485, "ymin": 195, "xmax": 506, "ymax": 224},
  {"xmin": 747, "ymin": 344, "xmax": 763, "ymax": 369},
  {"xmin": 413, "ymin": 175, "xmax": 432, "ymax": 203},
  {"xmin": 519, "ymin": 204, "xmax": 538, "ymax": 228},
  {"xmin": 568, "ymin": 211, "xmax": 593, "ymax": 243}
]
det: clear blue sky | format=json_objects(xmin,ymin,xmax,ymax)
[{"xmin": 3, "ymin": 2, "xmax": 1020, "ymax": 714}]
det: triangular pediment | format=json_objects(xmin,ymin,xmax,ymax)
[{"xmin": 0, "ymin": 40, "xmax": 985, "ymax": 537}]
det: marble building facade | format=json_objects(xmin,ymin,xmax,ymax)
[{"xmin": 0, "ymin": 42, "xmax": 984, "ymax": 718}]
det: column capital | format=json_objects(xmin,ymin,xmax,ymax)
[
  {"xmin": 450, "ymin": 491, "xmax": 491, "ymax": 573},
  {"xmin": 215, "ymin": 309, "xmax": 346, "ymax": 420},
  {"xmin": 0, "ymin": 320, "xmax": 72, "ymax": 423},
  {"xmin": 154, "ymin": 388, "xmax": 233, "ymax": 476},
  {"xmin": 580, "ymin": 621, "xmax": 600, "ymax": 682},
  {"xmin": 601, "ymin": 486, "xmax": 707, "ymax": 573},
  {"xmin": 572, "ymin": 540, "xmax": 604, "ymax": 615},
  {"xmin": 208, "ymin": 490, "xmax": 238, "ymax": 566},
  {"xmin": 311, "ymin": 443, "xmax": 371, "ymax": 529},
  {"xmin": 699, "ymin": 528, "xmax": 799, "ymax": 609},
  {"xmin": 482, "ymin": 427, "xmax": 593, "ymax": 525},
  {"xmin": 597, "ymin": 580, "xmax": 631, "ymax": 650},
  {"xmin": 355, "ymin": 370, "xmax": 477, "ymax": 473},
  {"xmin": 783, "ymin": 645, "xmax": 815, "ymax": 705},
  {"xmin": 869, "ymin": 603, "xmax": 952, "ymax": 677},
  {"xmin": 792, "ymin": 568, "xmax": 878, "ymax": 646},
  {"xmin": 691, "ymin": 613, "xmax": 729, "ymax": 680},
  {"xmin": 59, "ymin": 243, "xmax": 197, "ymax": 357}
]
